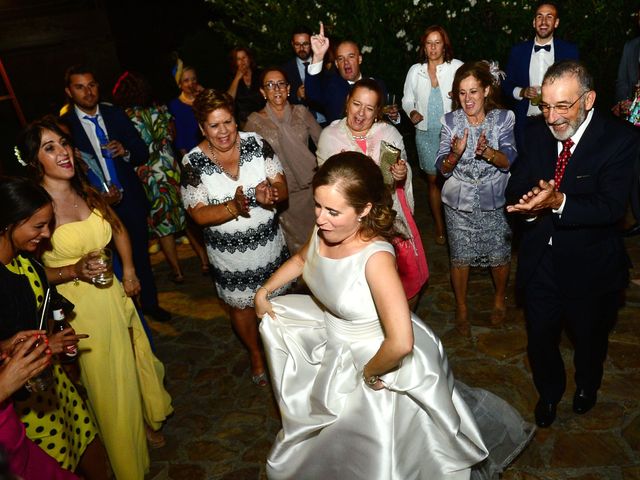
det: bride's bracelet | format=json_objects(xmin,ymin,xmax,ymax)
[{"xmin": 256, "ymin": 286, "xmax": 271, "ymax": 297}]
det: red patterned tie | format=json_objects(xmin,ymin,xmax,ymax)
[{"xmin": 554, "ymin": 138, "xmax": 574, "ymax": 191}]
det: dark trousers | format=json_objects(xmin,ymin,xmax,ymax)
[
  {"xmin": 113, "ymin": 193, "xmax": 159, "ymax": 311},
  {"xmin": 524, "ymin": 246, "xmax": 619, "ymax": 403}
]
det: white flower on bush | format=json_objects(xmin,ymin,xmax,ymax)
[
  {"xmin": 261, "ymin": 24, "xmax": 267, "ymax": 32},
  {"xmin": 406, "ymin": 42, "xmax": 414, "ymax": 52},
  {"xmin": 362, "ymin": 45, "xmax": 373, "ymax": 54},
  {"xmin": 469, "ymin": 0, "xmax": 477, "ymax": 5},
  {"xmin": 413, "ymin": 0, "xmax": 420, "ymax": 5},
  {"xmin": 502, "ymin": 25, "xmax": 511, "ymax": 34},
  {"xmin": 396, "ymin": 29, "xmax": 406, "ymax": 38}
]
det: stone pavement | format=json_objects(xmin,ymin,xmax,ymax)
[{"xmin": 145, "ymin": 173, "xmax": 640, "ymax": 480}]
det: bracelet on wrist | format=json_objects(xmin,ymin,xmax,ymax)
[
  {"xmin": 224, "ymin": 201, "xmax": 239, "ymax": 220},
  {"xmin": 256, "ymin": 286, "xmax": 271, "ymax": 296},
  {"xmin": 485, "ymin": 149, "xmax": 497, "ymax": 165}
]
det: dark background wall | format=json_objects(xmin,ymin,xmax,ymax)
[{"xmin": 0, "ymin": 0, "xmax": 228, "ymax": 174}]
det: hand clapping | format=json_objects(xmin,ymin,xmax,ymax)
[{"xmin": 255, "ymin": 180, "xmax": 279, "ymax": 207}]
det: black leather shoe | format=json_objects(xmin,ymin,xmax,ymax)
[
  {"xmin": 573, "ymin": 389, "xmax": 597, "ymax": 414},
  {"xmin": 623, "ymin": 223, "xmax": 640, "ymax": 237},
  {"xmin": 534, "ymin": 400, "xmax": 557, "ymax": 428},
  {"xmin": 142, "ymin": 306, "xmax": 172, "ymax": 322}
]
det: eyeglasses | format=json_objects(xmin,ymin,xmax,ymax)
[
  {"xmin": 293, "ymin": 42, "xmax": 310, "ymax": 48},
  {"xmin": 538, "ymin": 91, "xmax": 588, "ymax": 114},
  {"xmin": 263, "ymin": 81, "xmax": 289, "ymax": 90}
]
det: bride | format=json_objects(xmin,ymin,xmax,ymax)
[{"xmin": 255, "ymin": 151, "xmax": 533, "ymax": 479}]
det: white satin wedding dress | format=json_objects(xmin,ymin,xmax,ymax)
[{"xmin": 260, "ymin": 229, "xmax": 533, "ymax": 479}]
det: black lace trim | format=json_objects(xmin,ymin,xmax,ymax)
[
  {"xmin": 204, "ymin": 216, "xmax": 279, "ymax": 253},
  {"xmin": 180, "ymin": 160, "xmax": 204, "ymax": 189},
  {"xmin": 212, "ymin": 246, "xmax": 289, "ymax": 292},
  {"xmin": 180, "ymin": 135, "xmax": 268, "ymax": 190}
]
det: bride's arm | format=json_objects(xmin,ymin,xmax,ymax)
[
  {"xmin": 362, "ymin": 250, "xmax": 414, "ymax": 390},
  {"xmin": 254, "ymin": 241, "xmax": 310, "ymax": 318}
]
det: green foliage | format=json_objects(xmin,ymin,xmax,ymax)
[{"xmin": 202, "ymin": 0, "xmax": 639, "ymax": 106}]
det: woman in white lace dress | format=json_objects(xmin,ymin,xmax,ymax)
[{"xmin": 180, "ymin": 89, "xmax": 289, "ymax": 386}]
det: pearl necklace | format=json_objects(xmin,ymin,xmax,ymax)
[{"xmin": 207, "ymin": 137, "xmax": 240, "ymax": 181}]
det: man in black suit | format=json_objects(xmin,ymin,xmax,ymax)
[
  {"xmin": 61, "ymin": 65, "xmax": 171, "ymax": 322},
  {"xmin": 281, "ymin": 25, "xmax": 326, "ymax": 124},
  {"xmin": 506, "ymin": 60, "xmax": 639, "ymax": 428}
]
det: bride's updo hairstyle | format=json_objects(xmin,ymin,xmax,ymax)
[{"xmin": 313, "ymin": 151, "xmax": 397, "ymax": 241}]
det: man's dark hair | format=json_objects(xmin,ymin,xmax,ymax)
[
  {"xmin": 543, "ymin": 60, "xmax": 594, "ymax": 92},
  {"xmin": 535, "ymin": 1, "xmax": 560, "ymax": 16},
  {"xmin": 64, "ymin": 64, "xmax": 96, "ymax": 87},
  {"xmin": 292, "ymin": 25, "xmax": 312, "ymax": 37}
]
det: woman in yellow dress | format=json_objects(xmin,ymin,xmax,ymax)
[{"xmin": 17, "ymin": 116, "xmax": 173, "ymax": 479}]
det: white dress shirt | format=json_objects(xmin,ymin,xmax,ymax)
[{"xmin": 76, "ymin": 105, "xmax": 113, "ymax": 182}]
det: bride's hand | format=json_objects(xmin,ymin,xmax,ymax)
[{"xmin": 254, "ymin": 288, "xmax": 275, "ymax": 319}]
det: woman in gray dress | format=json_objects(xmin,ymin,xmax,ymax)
[{"xmin": 435, "ymin": 61, "xmax": 517, "ymax": 337}]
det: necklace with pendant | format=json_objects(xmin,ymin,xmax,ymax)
[{"xmin": 208, "ymin": 137, "xmax": 240, "ymax": 181}]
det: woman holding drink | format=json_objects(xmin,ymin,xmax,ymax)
[
  {"xmin": 0, "ymin": 176, "xmax": 109, "ymax": 479},
  {"xmin": 16, "ymin": 117, "xmax": 173, "ymax": 479}
]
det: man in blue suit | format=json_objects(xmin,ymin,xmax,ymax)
[
  {"xmin": 503, "ymin": 1, "xmax": 579, "ymax": 149},
  {"xmin": 61, "ymin": 65, "xmax": 171, "ymax": 322},
  {"xmin": 506, "ymin": 60, "xmax": 639, "ymax": 428},
  {"xmin": 305, "ymin": 22, "xmax": 391, "ymax": 124}
]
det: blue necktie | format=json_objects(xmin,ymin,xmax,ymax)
[{"xmin": 83, "ymin": 115, "xmax": 122, "ymax": 189}]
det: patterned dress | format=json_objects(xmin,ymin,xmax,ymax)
[
  {"xmin": 1, "ymin": 255, "xmax": 98, "ymax": 472},
  {"xmin": 125, "ymin": 104, "xmax": 186, "ymax": 238},
  {"xmin": 435, "ymin": 109, "xmax": 517, "ymax": 268},
  {"xmin": 181, "ymin": 132, "xmax": 289, "ymax": 308}
]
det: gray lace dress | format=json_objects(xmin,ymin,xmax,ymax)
[{"xmin": 435, "ymin": 109, "xmax": 517, "ymax": 267}]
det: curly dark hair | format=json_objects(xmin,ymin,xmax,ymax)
[
  {"xmin": 16, "ymin": 116, "xmax": 123, "ymax": 232},
  {"xmin": 313, "ymin": 151, "xmax": 397, "ymax": 242}
]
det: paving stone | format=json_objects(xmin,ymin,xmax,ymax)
[
  {"xmin": 168, "ymin": 464, "xmax": 207, "ymax": 480},
  {"xmin": 623, "ymin": 414, "xmax": 640, "ymax": 452},
  {"xmin": 476, "ymin": 328, "xmax": 527, "ymax": 360},
  {"xmin": 623, "ymin": 466, "xmax": 640, "ymax": 479},
  {"xmin": 551, "ymin": 432, "xmax": 631, "ymax": 467},
  {"xmin": 609, "ymin": 341, "xmax": 640, "ymax": 370},
  {"xmin": 186, "ymin": 440, "xmax": 237, "ymax": 462}
]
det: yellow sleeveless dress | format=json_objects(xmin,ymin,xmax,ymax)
[{"xmin": 42, "ymin": 210, "xmax": 173, "ymax": 479}]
